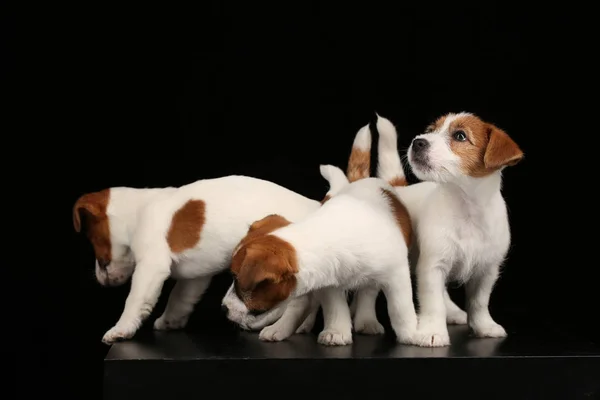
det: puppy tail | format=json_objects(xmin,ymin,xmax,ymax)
[
  {"xmin": 376, "ymin": 113, "xmax": 408, "ymax": 187},
  {"xmin": 319, "ymin": 164, "xmax": 349, "ymax": 204},
  {"xmin": 346, "ymin": 123, "xmax": 372, "ymax": 183}
]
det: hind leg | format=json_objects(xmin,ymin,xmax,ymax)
[
  {"xmin": 382, "ymin": 260, "xmax": 419, "ymax": 345},
  {"xmin": 352, "ymin": 287, "xmax": 385, "ymax": 335},
  {"xmin": 444, "ymin": 287, "xmax": 467, "ymax": 325},
  {"xmin": 154, "ymin": 276, "xmax": 212, "ymax": 331},
  {"xmin": 317, "ymin": 288, "xmax": 353, "ymax": 346}
]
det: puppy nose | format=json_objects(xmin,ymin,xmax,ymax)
[
  {"xmin": 412, "ymin": 138, "xmax": 429, "ymax": 152},
  {"xmin": 98, "ymin": 259, "xmax": 110, "ymax": 269},
  {"xmin": 221, "ymin": 304, "xmax": 228, "ymax": 313}
]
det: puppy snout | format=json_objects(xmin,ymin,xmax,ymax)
[
  {"xmin": 412, "ymin": 138, "xmax": 429, "ymax": 153},
  {"xmin": 98, "ymin": 258, "xmax": 110, "ymax": 269}
]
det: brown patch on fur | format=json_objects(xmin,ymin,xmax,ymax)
[
  {"xmin": 425, "ymin": 115, "xmax": 448, "ymax": 133},
  {"xmin": 231, "ymin": 234, "xmax": 298, "ymax": 313},
  {"xmin": 381, "ymin": 188, "xmax": 413, "ymax": 248},
  {"xmin": 347, "ymin": 147, "xmax": 370, "ymax": 182},
  {"xmin": 73, "ymin": 189, "xmax": 112, "ymax": 265},
  {"xmin": 320, "ymin": 194, "xmax": 331, "ymax": 204},
  {"xmin": 167, "ymin": 200, "xmax": 206, "ymax": 253},
  {"xmin": 448, "ymin": 115, "xmax": 524, "ymax": 177},
  {"xmin": 388, "ymin": 176, "xmax": 408, "ymax": 187}
]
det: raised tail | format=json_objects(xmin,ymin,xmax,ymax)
[
  {"xmin": 319, "ymin": 164, "xmax": 350, "ymax": 204},
  {"xmin": 375, "ymin": 114, "xmax": 408, "ymax": 187},
  {"xmin": 346, "ymin": 123, "xmax": 372, "ymax": 183}
]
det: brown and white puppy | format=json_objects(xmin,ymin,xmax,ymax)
[
  {"xmin": 226, "ymin": 165, "xmax": 423, "ymax": 346},
  {"xmin": 404, "ymin": 112, "xmax": 524, "ymax": 347},
  {"xmin": 73, "ymin": 176, "xmax": 324, "ymax": 344}
]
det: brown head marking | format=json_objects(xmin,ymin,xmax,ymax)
[
  {"xmin": 73, "ymin": 189, "xmax": 112, "ymax": 266},
  {"xmin": 448, "ymin": 114, "xmax": 524, "ymax": 177},
  {"xmin": 231, "ymin": 225, "xmax": 298, "ymax": 313},
  {"xmin": 167, "ymin": 199, "xmax": 206, "ymax": 253}
]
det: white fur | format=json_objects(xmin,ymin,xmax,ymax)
[
  {"xmin": 96, "ymin": 175, "xmax": 322, "ymax": 344},
  {"xmin": 404, "ymin": 112, "xmax": 512, "ymax": 347},
  {"xmin": 232, "ymin": 171, "xmax": 421, "ymax": 345}
]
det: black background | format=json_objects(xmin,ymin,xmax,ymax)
[{"xmin": 3, "ymin": 2, "xmax": 594, "ymax": 399}]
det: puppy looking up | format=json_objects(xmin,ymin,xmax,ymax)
[
  {"xmin": 406, "ymin": 112, "xmax": 524, "ymax": 347},
  {"xmin": 73, "ymin": 175, "xmax": 325, "ymax": 344},
  {"xmin": 228, "ymin": 165, "xmax": 421, "ymax": 345},
  {"xmin": 350, "ymin": 115, "xmax": 469, "ymax": 335}
]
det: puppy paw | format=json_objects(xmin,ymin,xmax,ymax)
[
  {"xmin": 412, "ymin": 331, "xmax": 451, "ymax": 347},
  {"xmin": 446, "ymin": 309, "xmax": 468, "ymax": 325},
  {"xmin": 394, "ymin": 329, "xmax": 420, "ymax": 346},
  {"xmin": 353, "ymin": 318, "xmax": 385, "ymax": 335},
  {"xmin": 153, "ymin": 314, "xmax": 189, "ymax": 331},
  {"xmin": 102, "ymin": 323, "xmax": 138, "ymax": 345},
  {"xmin": 470, "ymin": 322, "xmax": 507, "ymax": 338},
  {"xmin": 317, "ymin": 329, "xmax": 353, "ymax": 346},
  {"xmin": 259, "ymin": 324, "xmax": 293, "ymax": 342}
]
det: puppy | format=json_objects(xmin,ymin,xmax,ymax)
[
  {"xmin": 73, "ymin": 175, "xmax": 325, "ymax": 344},
  {"xmin": 405, "ymin": 112, "xmax": 524, "ymax": 347},
  {"xmin": 350, "ymin": 115, "xmax": 470, "ymax": 335},
  {"xmin": 226, "ymin": 164, "xmax": 421, "ymax": 346},
  {"xmin": 222, "ymin": 125, "xmax": 374, "ymax": 345}
]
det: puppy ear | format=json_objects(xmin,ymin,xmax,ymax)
[
  {"xmin": 72, "ymin": 192, "xmax": 107, "ymax": 233},
  {"xmin": 248, "ymin": 214, "xmax": 290, "ymax": 235},
  {"xmin": 236, "ymin": 247, "xmax": 293, "ymax": 292},
  {"xmin": 484, "ymin": 124, "xmax": 524, "ymax": 169}
]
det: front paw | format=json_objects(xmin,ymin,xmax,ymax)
[
  {"xmin": 470, "ymin": 322, "xmax": 507, "ymax": 338},
  {"xmin": 413, "ymin": 317, "xmax": 451, "ymax": 347},
  {"xmin": 353, "ymin": 317, "xmax": 385, "ymax": 335},
  {"xmin": 153, "ymin": 314, "xmax": 189, "ymax": 331},
  {"xmin": 412, "ymin": 330, "xmax": 451, "ymax": 347},
  {"xmin": 317, "ymin": 329, "xmax": 353, "ymax": 346},
  {"xmin": 102, "ymin": 323, "xmax": 138, "ymax": 345},
  {"xmin": 259, "ymin": 324, "xmax": 293, "ymax": 342}
]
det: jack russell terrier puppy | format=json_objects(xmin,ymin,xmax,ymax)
[
  {"xmin": 404, "ymin": 112, "xmax": 523, "ymax": 347},
  {"xmin": 222, "ymin": 125, "xmax": 377, "ymax": 345},
  {"xmin": 73, "ymin": 176, "xmax": 327, "ymax": 344},
  {"xmin": 226, "ymin": 164, "xmax": 423, "ymax": 346},
  {"xmin": 348, "ymin": 113, "xmax": 523, "ymax": 346},
  {"xmin": 408, "ymin": 113, "xmax": 524, "ymax": 347}
]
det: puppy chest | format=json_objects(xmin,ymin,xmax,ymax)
[{"xmin": 452, "ymin": 221, "xmax": 508, "ymax": 267}]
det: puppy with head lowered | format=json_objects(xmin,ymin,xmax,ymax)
[
  {"xmin": 404, "ymin": 112, "xmax": 524, "ymax": 347},
  {"xmin": 222, "ymin": 125, "xmax": 374, "ymax": 345},
  {"xmin": 227, "ymin": 164, "xmax": 422, "ymax": 346},
  {"xmin": 73, "ymin": 175, "xmax": 327, "ymax": 344}
]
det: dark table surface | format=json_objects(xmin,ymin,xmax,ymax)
[
  {"xmin": 104, "ymin": 316, "xmax": 600, "ymax": 400},
  {"xmin": 106, "ymin": 320, "xmax": 600, "ymax": 361}
]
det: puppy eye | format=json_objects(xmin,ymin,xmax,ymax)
[{"xmin": 453, "ymin": 130, "xmax": 467, "ymax": 142}]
